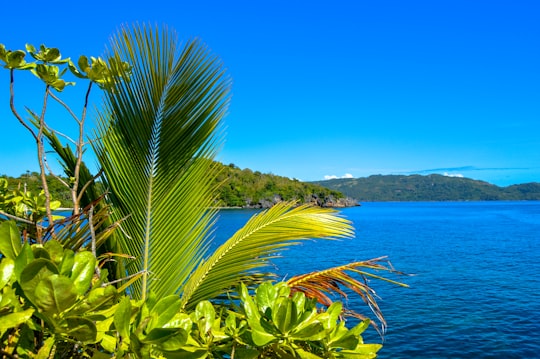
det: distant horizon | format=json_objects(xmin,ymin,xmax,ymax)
[{"xmin": 2, "ymin": 163, "xmax": 538, "ymax": 188}]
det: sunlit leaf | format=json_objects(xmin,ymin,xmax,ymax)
[
  {"xmin": 0, "ymin": 220, "xmax": 21, "ymax": 260},
  {"xmin": 70, "ymin": 251, "xmax": 96, "ymax": 295},
  {"xmin": 34, "ymin": 274, "xmax": 77, "ymax": 314}
]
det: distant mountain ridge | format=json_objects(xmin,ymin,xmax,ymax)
[{"xmin": 311, "ymin": 174, "xmax": 540, "ymax": 202}]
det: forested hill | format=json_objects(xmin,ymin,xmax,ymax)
[
  {"xmin": 1, "ymin": 165, "xmax": 356, "ymax": 208},
  {"xmin": 311, "ymin": 174, "xmax": 540, "ymax": 202},
  {"xmin": 213, "ymin": 163, "xmax": 356, "ymax": 207}
]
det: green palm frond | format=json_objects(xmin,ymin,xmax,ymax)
[
  {"xmin": 94, "ymin": 24, "xmax": 230, "ymax": 300},
  {"xmin": 286, "ymin": 257, "xmax": 409, "ymax": 333},
  {"xmin": 180, "ymin": 201, "xmax": 354, "ymax": 309},
  {"xmin": 49, "ymin": 196, "xmax": 119, "ymax": 251}
]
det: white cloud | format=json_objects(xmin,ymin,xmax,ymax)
[
  {"xmin": 324, "ymin": 173, "xmax": 354, "ymax": 180},
  {"xmin": 443, "ymin": 172, "xmax": 464, "ymax": 178}
]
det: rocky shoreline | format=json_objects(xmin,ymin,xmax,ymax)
[{"xmin": 239, "ymin": 194, "xmax": 360, "ymax": 209}]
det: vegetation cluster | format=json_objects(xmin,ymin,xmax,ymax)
[
  {"xmin": 1, "ymin": 166, "xmax": 353, "ymax": 209},
  {"xmin": 197, "ymin": 162, "xmax": 351, "ymax": 208},
  {"xmin": 313, "ymin": 174, "xmax": 540, "ymax": 202},
  {"xmin": 0, "ymin": 25, "xmax": 404, "ymax": 358}
]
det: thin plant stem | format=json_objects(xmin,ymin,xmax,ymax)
[
  {"xmin": 9, "ymin": 69, "xmax": 38, "ymax": 141},
  {"xmin": 37, "ymin": 86, "xmax": 55, "ymax": 239}
]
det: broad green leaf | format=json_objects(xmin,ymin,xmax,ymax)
[
  {"xmin": 194, "ymin": 300, "xmax": 215, "ymax": 334},
  {"xmin": 86, "ymin": 285, "xmax": 117, "ymax": 311},
  {"xmin": 240, "ymin": 284, "xmax": 261, "ymax": 323},
  {"xmin": 0, "ymin": 43, "xmax": 6, "ymax": 60},
  {"xmin": 65, "ymin": 316, "xmax": 98, "ymax": 343},
  {"xmin": 149, "ymin": 295, "xmax": 182, "ymax": 329},
  {"xmin": 44, "ymin": 240, "xmax": 64, "ymax": 266},
  {"xmin": 25, "ymin": 44, "xmax": 36, "ymax": 53},
  {"xmin": 0, "ymin": 220, "xmax": 21, "ymax": 260},
  {"xmin": 36, "ymin": 337, "xmax": 55, "ymax": 359},
  {"xmin": 233, "ymin": 348, "xmax": 261, "ymax": 359},
  {"xmin": 156, "ymin": 329, "xmax": 188, "ymax": 351},
  {"xmin": 342, "ymin": 343, "xmax": 382, "ymax": 357},
  {"xmin": 114, "ymin": 296, "xmax": 132, "ymax": 339},
  {"xmin": 99, "ymin": 333, "xmax": 117, "ymax": 353},
  {"xmin": 163, "ymin": 312, "xmax": 192, "ymax": 332},
  {"xmin": 78, "ymin": 55, "xmax": 90, "ymax": 71},
  {"xmin": 34, "ymin": 274, "xmax": 77, "ymax": 314},
  {"xmin": 290, "ymin": 321, "xmax": 326, "ymax": 341},
  {"xmin": 0, "ymin": 308, "xmax": 34, "ymax": 332},
  {"xmin": 142, "ymin": 327, "xmax": 183, "ymax": 344},
  {"xmin": 32, "ymin": 246, "xmax": 50, "ymax": 260},
  {"xmin": 256, "ymin": 281, "xmax": 277, "ymax": 312},
  {"xmin": 349, "ymin": 319, "xmax": 370, "ymax": 336},
  {"xmin": 160, "ymin": 348, "xmax": 208, "ymax": 359},
  {"xmin": 4, "ymin": 50, "xmax": 26, "ymax": 68},
  {"xmin": 59, "ymin": 249, "xmax": 75, "ymax": 276},
  {"xmin": 71, "ymin": 251, "xmax": 96, "ymax": 295},
  {"xmin": 19, "ymin": 258, "xmax": 58, "ymax": 305},
  {"xmin": 0, "ymin": 258, "xmax": 15, "ymax": 288},
  {"xmin": 68, "ymin": 58, "xmax": 87, "ymax": 78},
  {"xmin": 14, "ymin": 243, "xmax": 34, "ymax": 281},
  {"xmin": 250, "ymin": 327, "xmax": 276, "ymax": 347},
  {"xmin": 292, "ymin": 291, "xmax": 306, "ymax": 312},
  {"xmin": 328, "ymin": 333, "xmax": 359, "ymax": 351},
  {"xmin": 296, "ymin": 348, "xmax": 324, "ymax": 359},
  {"xmin": 273, "ymin": 296, "xmax": 293, "ymax": 334}
]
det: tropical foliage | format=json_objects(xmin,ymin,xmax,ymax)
[
  {"xmin": 213, "ymin": 162, "xmax": 349, "ymax": 207},
  {"xmin": 0, "ymin": 24, "xmax": 406, "ymax": 358},
  {"xmin": 1, "ymin": 164, "xmax": 350, "ymax": 209}
]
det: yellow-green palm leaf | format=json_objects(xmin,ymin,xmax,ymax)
[
  {"xmin": 180, "ymin": 202, "xmax": 354, "ymax": 309},
  {"xmin": 94, "ymin": 24, "xmax": 230, "ymax": 300}
]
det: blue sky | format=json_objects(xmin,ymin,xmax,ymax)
[{"xmin": 1, "ymin": 0, "xmax": 538, "ymax": 186}]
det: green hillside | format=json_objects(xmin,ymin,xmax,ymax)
[
  {"xmin": 1, "ymin": 165, "xmax": 356, "ymax": 208},
  {"xmin": 5, "ymin": 170, "xmax": 538, "ymax": 207},
  {"xmin": 213, "ymin": 163, "xmax": 355, "ymax": 207},
  {"xmin": 311, "ymin": 174, "xmax": 540, "ymax": 201}
]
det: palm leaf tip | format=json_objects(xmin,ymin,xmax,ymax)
[
  {"xmin": 286, "ymin": 257, "xmax": 409, "ymax": 334},
  {"xmin": 179, "ymin": 202, "xmax": 354, "ymax": 308}
]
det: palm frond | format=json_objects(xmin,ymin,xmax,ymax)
[
  {"xmin": 94, "ymin": 24, "xmax": 230, "ymax": 300},
  {"xmin": 48, "ymin": 196, "xmax": 119, "ymax": 251},
  {"xmin": 180, "ymin": 202, "xmax": 354, "ymax": 309},
  {"xmin": 286, "ymin": 257, "xmax": 409, "ymax": 333}
]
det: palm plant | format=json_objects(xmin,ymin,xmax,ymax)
[
  {"xmin": 94, "ymin": 24, "xmax": 405, "ymax": 324},
  {"xmin": 94, "ymin": 24, "xmax": 366, "ymax": 306}
]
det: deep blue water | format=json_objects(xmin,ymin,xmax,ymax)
[{"xmin": 213, "ymin": 202, "xmax": 540, "ymax": 358}]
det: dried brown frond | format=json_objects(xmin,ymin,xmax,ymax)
[{"xmin": 286, "ymin": 256, "xmax": 409, "ymax": 334}]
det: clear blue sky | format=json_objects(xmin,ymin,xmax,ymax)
[{"xmin": 1, "ymin": 0, "xmax": 538, "ymax": 186}]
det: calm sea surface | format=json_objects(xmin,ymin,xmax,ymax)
[{"xmin": 213, "ymin": 202, "xmax": 540, "ymax": 359}]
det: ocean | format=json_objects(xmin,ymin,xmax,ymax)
[{"xmin": 213, "ymin": 201, "xmax": 540, "ymax": 359}]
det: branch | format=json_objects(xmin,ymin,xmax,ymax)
[
  {"xmin": 76, "ymin": 168, "xmax": 104, "ymax": 204},
  {"xmin": 43, "ymin": 154, "xmax": 70, "ymax": 189},
  {"xmin": 37, "ymin": 86, "xmax": 55, "ymax": 238},
  {"xmin": 9, "ymin": 69, "xmax": 38, "ymax": 142},
  {"xmin": 49, "ymin": 90, "xmax": 81, "ymax": 124},
  {"xmin": 88, "ymin": 204, "xmax": 101, "ymax": 277},
  {"xmin": 0, "ymin": 210, "xmax": 35, "ymax": 225},
  {"xmin": 102, "ymin": 270, "xmax": 146, "ymax": 287},
  {"xmin": 71, "ymin": 82, "xmax": 93, "ymax": 215}
]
